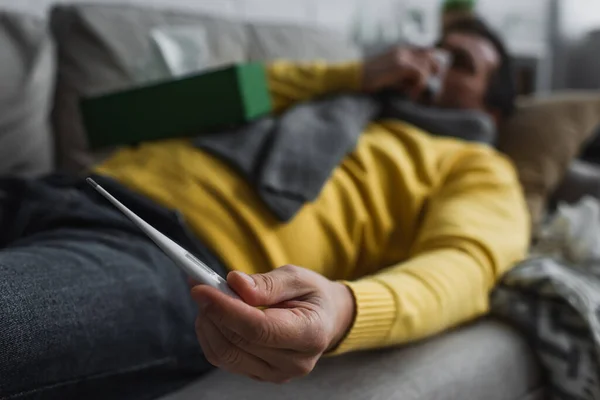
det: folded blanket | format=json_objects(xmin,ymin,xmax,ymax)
[
  {"xmin": 492, "ymin": 197, "xmax": 600, "ymax": 399},
  {"xmin": 195, "ymin": 93, "xmax": 495, "ymax": 221}
]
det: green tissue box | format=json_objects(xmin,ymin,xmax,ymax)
[{"xmin": 80, "ymin": 63, "xmax": 272, "ymax": 149}]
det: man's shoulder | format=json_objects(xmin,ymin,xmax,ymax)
[{"xmin": 446, "ymin": 142, "xmax": 520, "ymax": 183}]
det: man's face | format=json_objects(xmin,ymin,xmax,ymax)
[{"xmin": 435, "ymin": 32, "xmax": 500, "ymax": 114}]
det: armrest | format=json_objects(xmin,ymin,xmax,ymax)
[{"xmin": 552, "ymin": 159, "xmax": 600, "ymax": 206}]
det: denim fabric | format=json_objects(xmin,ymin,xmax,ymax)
[{"xmin": 0, "ymin": 174, "xmax": 225, "ymax": 400}]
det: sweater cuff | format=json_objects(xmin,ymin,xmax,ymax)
[
  {"xmin": 321, "ymin": 62, "xmax": 363, "ymax": 92},
  {"xmin": 328, "ymin": 279, "xmax": 398, "ymax": 355}
]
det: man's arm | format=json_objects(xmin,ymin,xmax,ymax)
[
  {"xmin": 266, "ymin": 61, "xmax": 362, "ymax": 113},
  {"xmin": 332, "ymin": 147, "xmax": 530, "ymax": 354},
  {"xmin": 267, "ymin": 47, "xmax": 441, "ymax": 113},
  {"xmin": 190, "ymin": 146, "xmax": 529, "ymax": 382}
]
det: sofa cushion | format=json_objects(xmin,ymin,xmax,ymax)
[
  {"xmin": 247, "ymin": 22, "xmax": 360, "ymax": 62},
  {"xmin": 0, "ymin": 11, "xmax": 54, "ymax": 177},
  {"xmin": 50, "ymin": 4, "xmax": 247, "ymax": 173},
  {"xmin": 50, "ymin": 4, "xmax": 360, "ymax": 173},
  {"xmin": 160, "ymin": 319, "xmax": 543, "ymax": 400},
  {"xmin": 553, "ymin": 159, "xmax": 600, "ymax": 206},
  {"xmin": 497, "ymin": 92, "xmax": 600, "ymax": 229}
]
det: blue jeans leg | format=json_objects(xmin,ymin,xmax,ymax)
[{"xmin": 0, "ymin": 177, "xmax": 216, "ymax": 400}]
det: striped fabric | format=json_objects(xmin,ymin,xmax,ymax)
[{"xmin": 493, "ymin": 197, "xmax": 600, "ymax": 400}]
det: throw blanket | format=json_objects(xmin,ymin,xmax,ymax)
[
  {"xmin": 195, "ymin": 93, "xmax": 495, "ymax": 221},
  {"xmin": 492, "ymin": 197, "xmax": 600, "ymax": 400}
]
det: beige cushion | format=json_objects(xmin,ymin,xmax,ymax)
[
  {"xmin": 0, "ymin": 12, "xmax": 54, "ymax": 177},
  {"xmin": 498, "ymin": 92, "xmax": 600, "ymax": 228},
  {"xmin": 50, "ymin": 4, "xmax": 360, "ymax": 173},
  {"xmin": 160, "ymin": 319, "xmax": 544, "ymax": 400}
]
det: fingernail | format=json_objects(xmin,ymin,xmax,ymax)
[{"xmin": 237, "ymin": 272, "xmax": 255, "ymax": 288}]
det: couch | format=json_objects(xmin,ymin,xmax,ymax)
[{"xmin": 7, "ymin": 3, "xmax": 600, "ymax": 399}]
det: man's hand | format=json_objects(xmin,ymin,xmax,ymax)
[
  {"xmin": 191, "ymin": 265, "xmax": 355, "ymax": 383},
  {"xmin": 362, "ymin": 46, "xmax": 442, "ymax": 100}
]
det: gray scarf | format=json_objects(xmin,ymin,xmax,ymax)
[{"xmin": 194, "ymin": 93, "xmax": 495, "ymax": 221}]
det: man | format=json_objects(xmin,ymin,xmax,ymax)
[{"xmin": 0, "ymin": 18, "xmax": 528, "ymax": 399}]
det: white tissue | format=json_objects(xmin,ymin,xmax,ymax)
[
  {"xmin": 150, "ymin": 25, "xmax": 210, "ymax": 78},
  {"xmin": 535, "ymin": 197, "xmax": 600, "ymax": 264}
]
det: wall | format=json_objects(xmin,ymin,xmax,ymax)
[
  {"xmin": 552, "ymin": 0, "xmax": 600, "ymax": 89},
  {"xmin": 560, "ymin": 0, "xmax": 600, "ymax": 40},
  {"xmin": 0, "ymin": 0, "xmax": 397, "ymax": 31}
]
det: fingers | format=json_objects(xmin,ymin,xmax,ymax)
[
  {"xmin": 192, "ymin": 285, "xmax": 270, "ymax": 342},
  {"xmin": 363, "ymin": 46, "xmax": 440, "ymax": 98},
  {"xmin": 426, "ymin": 49, "xmax": 443, "ymax": 75},
  {"xmin": 192, "ymin": 284, "xmax": 327, "ymax": 352},
  {"xmin": 400, "ymin": 66, "xmax": 428, "ymax": 100},
  {"xmin": 399, "ymin": 50, "xmax": 437, "ymax": 100},
  {"xmin": 196, "ymin": 312, "xmax": 316, "ymax": 381},
  {"xmin": 215, "ymin": 322, "xmax": 317, "ymax": 378},
  {"xmin": 191, "ymin": 267, "xmax": 336, "ymax": 382},
  {"xmin": 195, "ymin": 316, "xmax": 291, "ymax": 383},
  {"xmin": 228, "ymin": 265, "xmax": 315, "ymax": 307}
]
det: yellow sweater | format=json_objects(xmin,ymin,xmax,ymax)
[{"xmin": 95, "ymin": 61, "xmax": 530, "ymax": 355}]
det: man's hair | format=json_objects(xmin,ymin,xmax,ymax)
[{"xmin": 443, "ymin": 17, "xmax": 516, "ymax": 119}]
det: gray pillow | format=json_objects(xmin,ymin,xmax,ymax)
[
  {"xmin": 50, "ymin": 3, "xmax": 360, "ymax": 173},
  {"xmin": 0, "ymin": 12, "xmax": 54, "ymax": 177},
  {"xmin": 51, "ymin": 4, "xmax": 248, "ymax": 173}
]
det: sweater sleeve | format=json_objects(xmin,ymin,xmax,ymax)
[
  {"xmin": 266, "ymin": 61, "xmax": 363, "ymax": 113},
  {"xmin": 330, "ymin": 147, "xmax": 530, "ymax": 354}
]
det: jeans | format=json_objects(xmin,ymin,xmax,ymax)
[{"xmin": 0, "ymin": 174, "xmax": 226, "ymax": 399}]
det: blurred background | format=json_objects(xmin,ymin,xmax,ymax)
[{"xmin": 1, "ymin": 0, "xmax": 599, "ymax": 96}]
